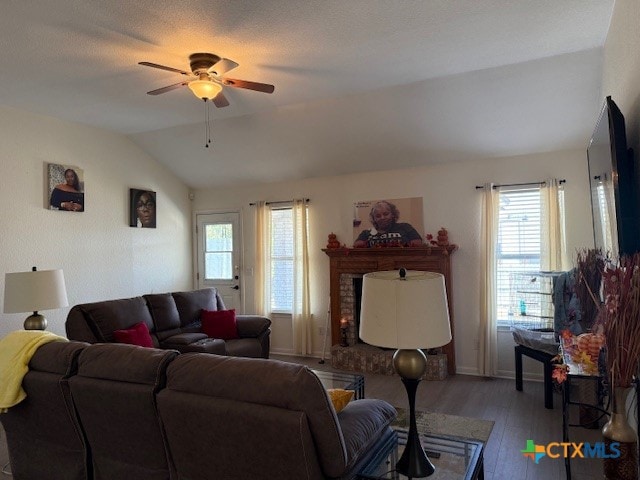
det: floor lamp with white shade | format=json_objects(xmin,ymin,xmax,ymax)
[{"xmin": 359, "ymin": 268, "xmax": 451, "ymax": 478}]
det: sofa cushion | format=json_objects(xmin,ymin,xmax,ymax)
[
  {"xmin": 75, "ymin": 343, "xmax": 178, "ymax": 385},
  {"xmin": 338, "ymin": 399, "xmax": 397, "ymax": 472},
  {"xmin": 161, "ymin": 332, "xmax": 208, "ymax": 346},
  {"xmin": 157, "ymin": 392, "xmax": 325, "ymax": 480},
  {"xmin": 224, "ymin": 338, "xmax": 267, "ymax": 359},
  {"xmin": 76, "ymin": 297, "xmax": 155, "ymax": 343},
  {"xmin": 163, "ymin": 354, "xmax": 349, "ymax": 477},
  {"xmin": 172, "ymin": 289, "xmax": 220, "ymax": 327},
  {"xmin": 69, "ymin": 344, "xmax": 179, "ymax": 480},
  {"xmin": 113, "ymin": 322, "xmax": 154, "ymax": 348},
  {"xmin": 143, "ymin": 293, "xmax": 181, "ymax": 341},
  {"xmin": 161, "ymin": 337, "xmax": 227, "ymax": 354},
  {"xmin": 0, "ymin": 341, "xmax": 90, "ymax": 480},
  {"xmin": 201, "ymin": 309, "xmax": 239, "ymax": 340}
]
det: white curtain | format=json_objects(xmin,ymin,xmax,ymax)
[
  {"xmin": 292, "ymin": 199, "xmax": 312, "ymax": 355},
  {"xmin": 479, "ymin": 183, "xmax": 499, "ymax": 377},
  {"xmin": 541, "ymin": 178, "xmax": 568, "ymax": 271},
  {"xmin": 254, "ymin": 201, "xmax": 271, "ymax": 317}
]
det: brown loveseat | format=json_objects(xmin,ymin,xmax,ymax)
[
  {"xmin": 1, "ymin": 342, "xmax": 397, "ymax": 480},
  {"xmin": 65, "ymin": 288, "xmax": 271, "ymax": 358}
]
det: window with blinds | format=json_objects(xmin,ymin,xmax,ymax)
[
  {"xmin": 496, "ymin": 187, "xmax": 542, "ymax": 326},
  {"xmin": 270, "ymin": 207, "xmax": 294, "ymax": 312}
]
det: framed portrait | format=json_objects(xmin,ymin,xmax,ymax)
[
  {"xmin": 352, "ymin": 197, "xmax": 425, "ymax": 247},
  {"xmin": 47, "ymin": 163, "xmax": 85, "ymax": 212},
  {"xmin": 130, "ymin": 189, "xmax": 157, "ymax": 228}
]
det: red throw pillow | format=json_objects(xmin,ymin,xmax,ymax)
[
  {"xmin": 201, "ymin": 309, "xmax": 239, "ymax": 340},
  {"xmin": 113, "ymin": 322, "xmax": 154, "ymax": 348}
]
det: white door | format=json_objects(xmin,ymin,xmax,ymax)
[{"xmin": 196, "ymin": 212, "xmax": 242, "ymax": 311}]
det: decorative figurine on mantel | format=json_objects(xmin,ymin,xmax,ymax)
[
  {"xmin": 426, "ymin": 227, "xmax": 450, "ymax": 246},
  {"xmin": 425, "ymin": 227, "xmax": 457, "ymax": 254},
  {"xmin": 437, "ymin": 227, "xmax": 449, "ymax": 246},
  {"xmin": 326, "ymin": 233, "xmax": 342, "ymax": 249}
]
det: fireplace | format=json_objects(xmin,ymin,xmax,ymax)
[
  {"xmin": 323, "ymin": 246, "xmax": 457, "ymax": 375},
  {"xmin": 337, "ymin": 275, "xmax": 366, "ymax": 345},
  {"xmin": 353, "ymin": 277, "xmax": 364, "ymax": 343}
]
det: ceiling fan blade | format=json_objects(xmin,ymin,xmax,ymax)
[
  {"xmin": 139, "ymin": 61, "xmax": 190, "ymax": 76},
  {"xmin": 146, "ymin": 81, "xmax": 189, "ymax": 95},
  {"xmin": 207, "ymin": 58, "xmax": 239, "ymax": 77},
  {"xmin": 222, "ymin": 78, "xmax": 275, "ymax": 94},
  {"xmin": 212, "ymin": 92, "xmax": 230, "ymax": 108}
]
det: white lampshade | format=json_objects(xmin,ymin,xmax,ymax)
[
  {"xmin": 4, "ymin": 269, "xmax": 68, "ymax": 314},
  {"xmin": 359, "ymin": 270, "xmax": 451, "ymax": 349},
  {"xmin": 188, "ymin": 80, "xmax": 222, "ymax": 100}
]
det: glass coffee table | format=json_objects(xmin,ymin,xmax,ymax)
[
  {"xmin": 358, "ymin": 429, "xmax": 484, "ymax": 480},
  {"xmin": 311, "ymin": 369, "xmax": 365, "ymax": 399}
]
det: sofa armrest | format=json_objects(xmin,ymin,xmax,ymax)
[
  {"xmin": 337, "ymin": 399, "xmax": 397, "ymax": 471},
  {"xmin": 66, "ymin": 306, "xmax": 99, "ymax": 343},
  {"xmin": 236, "ymin": 315, "xmax": 271, "ymax": 338}
]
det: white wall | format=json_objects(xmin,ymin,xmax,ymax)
[
  {"xmin": 602, "ymin": 0, "xmax": 640, "ymax": 154},
  {"xmin": 0, "ymin": 105, "xmax": 193, "ymax": 338},
  {"xmin": 193, "ymin": 148, "xmax": 593, "ymax": 376}
]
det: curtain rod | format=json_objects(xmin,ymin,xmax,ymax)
[
  {"xmin": 475, "ymin": 179, "xmax": 566, "ymax": 190},
  {"xmin": 249, "ymin": 198, "xmax": 310, "ymax": 206}
]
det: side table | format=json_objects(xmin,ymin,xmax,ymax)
[
  {"xmin": 514, "ymin": 344, "xmax": 556, "ymax": 409},
  {"xmin": 358, "ymin": 430, "xmax": 484, "ymax": 480},
  {"xmin": 311, "ymin": 369, "xmax": 365, "ymax": 399},
  {"xmin": 560, "ymin": 337, "xmax": 608, "ymax": 480}
]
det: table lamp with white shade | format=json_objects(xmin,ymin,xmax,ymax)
[
  {"xmin": 3, "ymin": 267, "xmax": 69, "ymax": 330},
  {"xmin": 359, "ymin": 268, "xmax": 451, "ymax": 478}
]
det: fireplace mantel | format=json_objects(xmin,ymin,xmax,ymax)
[{"xmin": 323, "ymin": 246, "xmax": 457, "ymax": 375}]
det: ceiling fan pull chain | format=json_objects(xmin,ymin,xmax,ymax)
[
  {"xmin": 208, "ymin": 101, "xmax": 213, "ymax": 147},
  {"xmin": 204, "ymin": 99, "xmax": 209, "ymax": 148}
]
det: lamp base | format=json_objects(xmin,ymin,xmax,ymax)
[
  {"xmin": 24, "ymin": 312, "xmax": 47, "ymax": 330},
  {"xmin": 393, "ymin": 349, "xmax": 435, "ymax": 478}
]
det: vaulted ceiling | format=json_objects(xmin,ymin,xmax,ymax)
[{"xmin": 1, "ymin": 1, "xmax": 614, "ymax": 188}]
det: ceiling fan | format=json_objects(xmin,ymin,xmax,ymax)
[{"xmin": 139, "ymin": 53, "xmax": 275, "ymax": 107}]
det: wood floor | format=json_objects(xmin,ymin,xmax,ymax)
[
  {"xmin": 0, "ymin": 355, "xmax": 605, "ymax": 480},
  {"xmin": 273, "ymin": 354, "xmax": 604, "ymax": 480}
]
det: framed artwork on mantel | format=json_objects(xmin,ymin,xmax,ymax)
[
  {"xmin": 47, "ymin": 163, "xmax": 85, "ymax": 212},
  {"xmin": 352, "ymin": 197, "xmax": 425, "ymax": 247}
]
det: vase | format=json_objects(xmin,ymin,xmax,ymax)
[{"xmin": 602, "ymin": 386, "xmax": 638, "ymax": 480}]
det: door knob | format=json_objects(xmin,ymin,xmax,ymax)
[{"xmin": 231, "ymin": 285, "xmax": 240, "ymax": 290}]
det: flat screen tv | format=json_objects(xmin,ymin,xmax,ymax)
[{"xmin": 587, "ymin": 96, "xmax": 639, "ymax": 258}]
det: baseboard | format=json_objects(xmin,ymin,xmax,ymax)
[
  {"xmin": 454, "ymin": 366, "xmax": 481, "ymax": 376},
  {"xmin": 270, "ymin": 347, "xmax": 296, "ymax": 356},
  {"xmin": 455, "ymin": 366, "xmax": 544, "ymax": 383}
]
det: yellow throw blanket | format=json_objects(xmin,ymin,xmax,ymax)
[{"xmin": 0, "ymin": 330, "xmax": 68, "ymax": 413}]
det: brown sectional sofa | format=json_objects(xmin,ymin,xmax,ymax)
[
  {"xmin": 0, "ymin": 341, "xmax": 89, "ymax": 480},
  {"xmin": 1, "ymin": 342, "xmax": 397, "ymax": 480},
  {"xmin": 65, "ymin": 288, "xmax": 271, "ymax": 358}
]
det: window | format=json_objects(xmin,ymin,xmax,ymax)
[
  {"xmin": 270, "ymin": 207, "xmax": 294, "ymax": 312},
  {"xmin": 204, "ymin": 223, "xmax": 233, "ymax": 280},
  {"xmin": 496, "ymin": 187, "xmax": 542, "ymax": 326}
]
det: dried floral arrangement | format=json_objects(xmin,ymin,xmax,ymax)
[
  {"xmin": 598, "ymin": 252, "xmax": 640, "ymax": 388},
  {"xmin": 552, "ymin": 249, "xmax": 640, "ymax": 389}
]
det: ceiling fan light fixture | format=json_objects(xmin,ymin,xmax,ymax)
[{"xmin": 188, "ymin": 79, "xmax": 222, "ymax": 100}]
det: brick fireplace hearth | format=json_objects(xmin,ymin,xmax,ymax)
[{"xmin": 323, "ymin": 246, "xmax": 457, "ymax": 376}]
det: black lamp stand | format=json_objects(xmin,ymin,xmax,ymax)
[{"xmin": 393, "ymin": 348, "xmax": 435, "ymax": 478}]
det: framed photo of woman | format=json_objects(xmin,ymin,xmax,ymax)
[
  {"xmin": 352, "ymin": 197, "xmax": 425, "ymax": 247},
  {"xmin": 130, "ymin": 188, "xmax": 156, "ymax": 228},
  {"xmin": 48, "ymin": 163, "xmax": 85, "ymax": 212}
]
